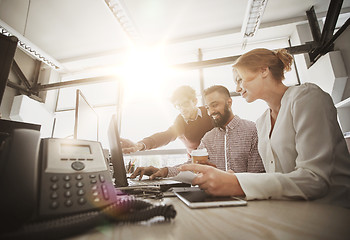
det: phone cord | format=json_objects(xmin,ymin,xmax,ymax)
[
  {"xmin": 104, "ymin": 198, "xmax": 177, "ymax": 222},
  {"xmin": 0, "ymin": 197, "xmax": 176, "ymax": 240}
]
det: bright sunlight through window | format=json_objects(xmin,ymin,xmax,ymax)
[{"xmin": 119, "ymin": 46, "xmax": 176, "ymax": 103}]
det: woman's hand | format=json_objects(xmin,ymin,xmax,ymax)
[{"xmin": 179, "ymin": 164, "xmax": 245, "ymax": 197}]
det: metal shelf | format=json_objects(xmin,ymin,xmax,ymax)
[{"xmin": 335, "ymin": 97, "xmax": 350, "ymax": 108}]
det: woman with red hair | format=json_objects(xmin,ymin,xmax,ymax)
[{"xmin": 180, "ymin": 48, "xmax": 350, "ymax": 208}]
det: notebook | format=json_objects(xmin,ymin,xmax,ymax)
[{"xmin": 107, "ymin": 114, "xmax": 190, "ymax": 191}]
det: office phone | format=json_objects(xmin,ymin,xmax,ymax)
[{"xmin": 0, "ymin": 129, "xmax": 176, "ymax": 239}]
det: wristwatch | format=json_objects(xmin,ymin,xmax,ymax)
[{"xmin": 137, "ymin": 142, "xmax": 146, "ymax": 151}]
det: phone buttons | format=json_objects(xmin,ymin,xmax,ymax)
[
  {"xmin": 64, "ymin": 182, "xmax": 71, "ymax": 189},
  {"xmin": 50, "ymin": 192, "xmax": 59, "ymax": 199},
  {"xmin": 76, "ymin": 174, "xmax": 83, "ymax": 180},
  {"xmin": 64, "ymin": 175, "xmax": 71, "ymax": 181},
  {"xmin": 51, "ymin": 183, "xmax": 59, "ymax": 190},
  {"xmin": 65, "ymin": 199, "xmax": 73, "ymax": 207},
  {"xmin": 64, "ymin": 190, "xmax": 72, "ymax": 197},
  {"xmin": 76, "ymin": 182, "xmax": 84, "ymax": 188},
  {"xmin": 72, "ymin": 161, "xmax": 85, "ymax": 171},
  {"xmin": 77, "ymin": 189, "xmax": 85, "ymax": 196},
  {"xmin": 50, "ymin": 201, "xmax": 59, "ymax": 209},
  {"xmin": 101, "ymin": 185, "xmax": 109, "ymax": 200},
  {"xmin": 90, "ymin": 179, "xmax": 97, "ymax": 184},
  {"xmin": 99, "ymin": 174, "xmax": 105, "ymax": 183},
  {"xmin": 78, "ymin": 197, "xmax": 86, "ymax": 205},
  {"xmin": 50, "ymin": 176, "xmax": 59, "ymax": 182}
]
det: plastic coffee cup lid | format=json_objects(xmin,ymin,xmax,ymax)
[{"xmin": 191, "ymin": 148, "xmax": 208, "ymax": 156}]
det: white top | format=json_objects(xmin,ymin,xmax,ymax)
[
  {"xmin": 183, "ymin": 107, "xmax": 202, "ymax": 123},
  {"xmin": 235, "ymin": 83, "xmax": 350, "ymax": 207}
]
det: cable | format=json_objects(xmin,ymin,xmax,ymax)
[
  {"xmin": 0, "ymin": 196, "xmax": 176, "ymax": 240},
  {"xmin": 104, "ymin": 199, "xmax": 177, "ymax": 222}
]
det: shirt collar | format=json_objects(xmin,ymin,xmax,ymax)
[
  {"xmin": 184, "ymin": 107, "xmax": 202, "ymax": 123},
  {"xmin": 218, "ymin": 115, "xmax": 240, "ymax": 131}
]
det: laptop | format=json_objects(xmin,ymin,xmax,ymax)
[{"xmin": 107, "ymin": 114, "xmax": 190, "ymax": 192}]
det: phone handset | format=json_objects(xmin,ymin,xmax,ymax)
[
  {"xmin": 0, "ymin": 129, "xmax": 178, "ymax": 239},
  {"xmin": 0, "ymin": 129, "xmax": 41, "ymax": 230}
]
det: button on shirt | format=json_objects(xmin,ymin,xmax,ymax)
[{"xmin": 198, "ymin": 115, "xmax": 264, "ymax": 173}]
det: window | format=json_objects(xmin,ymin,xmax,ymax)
[
  {"xmin": 53, "ymin": 37, "xmax": 300, "ymax": 160},
  {"xmin": 54, "ymin": 81, "xmax": 119, "ymax": 149}
]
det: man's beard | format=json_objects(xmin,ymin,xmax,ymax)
[{"xmin": 210, "ymin": 104, "xmax": 231, "ymax": 128}]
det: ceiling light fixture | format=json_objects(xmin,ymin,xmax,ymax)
[
  {"xmin": 0, "ymin": 20, "xmax": 62, "ymax": 70},
  {"xmin": 104, "ymin": 0, "xmax": 141, "ymax": 43},
  {"xmin": 241, "ymin": 0, "xmax": 268, "ymax": 47}
]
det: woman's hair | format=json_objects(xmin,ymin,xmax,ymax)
[
  {"xmin": 170, "ymin": 85, "xmax": 196, "ymax": 104},
  {"xmin": 232, "ymin": 48, "xmax": 293, "ymax": 81}
]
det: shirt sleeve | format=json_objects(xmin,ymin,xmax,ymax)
[
  {"xmin": 236, "ymin": 85, "xmax": 337, "ymax": 201},
  {"xmin": 247, "ymin": 127, "xmax": 265, "ymax": 173},
  {"xmin": 167, "ymin": 158, "xmax": 192, "ymax": 177},
  {"xmin": 141, "ymin": 115, "xmax": 185, "ymax": 150},
  {"xmin": 198, "ymin": 141, "xmax": 205, "ymax": 149}
]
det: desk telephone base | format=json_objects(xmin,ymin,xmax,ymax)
[{"xmin": 0, "ymin": 129, "xmax": 176, "ymax": 239}]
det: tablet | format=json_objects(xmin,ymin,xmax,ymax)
[{"xmin": 175, "ymin": 190, "xmax": 247, "ymax": 208}]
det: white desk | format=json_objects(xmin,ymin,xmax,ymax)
[{"xmin": 69, "ymin": 197, "xmax": 350, "ymax": 240}]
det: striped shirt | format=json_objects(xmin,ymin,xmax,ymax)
[{"xmin": 168, "ymin": 115, "xmax": 265, "ymax": 177}]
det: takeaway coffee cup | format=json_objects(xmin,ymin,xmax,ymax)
[{"xmin": 191, "ymin": 148, "xmax": 209, "ymax": 164}]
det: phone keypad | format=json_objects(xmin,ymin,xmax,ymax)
[{"xmin": 40, "ymin": 171, "xmax": 117, "ymax": 218}]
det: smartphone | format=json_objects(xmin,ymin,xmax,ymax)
[{"xmin": 175, "ymin": 190, "xmax": 247, "ymax": 208}]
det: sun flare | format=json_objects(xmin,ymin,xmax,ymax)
[{"xmin": 119, "ymin": 46, "xmax": 175, "ymax": 103}]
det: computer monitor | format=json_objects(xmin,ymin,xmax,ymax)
[
  {"xmin": 74, "ymin": 89, "xmax": 99, "ymax": 142},
  {"xmin": 107, "ymin": 114, "xmax": 128, "ymax": 187}
]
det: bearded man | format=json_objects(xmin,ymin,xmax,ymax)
[
  {"xmin": 191, "ymin": 85, "xmax": 265, "ymax": 174},
  {"xmin": 130, "ymin": 85, "xmax": 265, "ymax": 181}
]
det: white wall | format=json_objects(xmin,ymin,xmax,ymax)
[
  {"xmin": 307, "ymin": 51, "xmax": 347, "ymax": 104},
  {"xmin": 334, "ymin": 24, "xmax": 350, "ymax": 100},
  {"xmin": 291, "ymin": 22, "xmax": 350, "ymax": 133},
  {"xmin": 291, "ymin": 22, "xmax": 350, "ymax": 103},
  {"xmin": 10, "ymin": 94, "xmax": 54, "ymax": 137}
]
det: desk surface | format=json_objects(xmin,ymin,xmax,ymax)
[{"xmin": 69, "ymin": 197, "xmax": 350, "ymax": 240}]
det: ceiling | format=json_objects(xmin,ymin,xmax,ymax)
[{"xmin": 0, "ymin": 0, "xmax": 350, "ymax": 77}]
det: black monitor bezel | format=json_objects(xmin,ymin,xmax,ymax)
[{"xmin": 107, "ymin": 114, "xmax": 128, "ymax": 187}]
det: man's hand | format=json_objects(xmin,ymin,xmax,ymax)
[
  {"xmin": 130, "ymin": 166, "xmax": 168, "ymax": 180},
  {"xmin": 120, "ymin": 138, "xmax": 144, "ymax": 154},
  {"xmin": 120, "ymin": 138, "xmax": 135, "ymax": 148},
  {"xmin": 179, "ymin": 164, "xmax": 245, "ymax": 197}
]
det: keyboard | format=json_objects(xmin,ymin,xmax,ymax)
[{"xmin": 128, "ymin": 178, "xmax": 180, "ymax": 186}]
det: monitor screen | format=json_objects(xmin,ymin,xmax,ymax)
[{"xmin": 74, "ymin": 89, "xmax": 99, "ymax": 141}]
